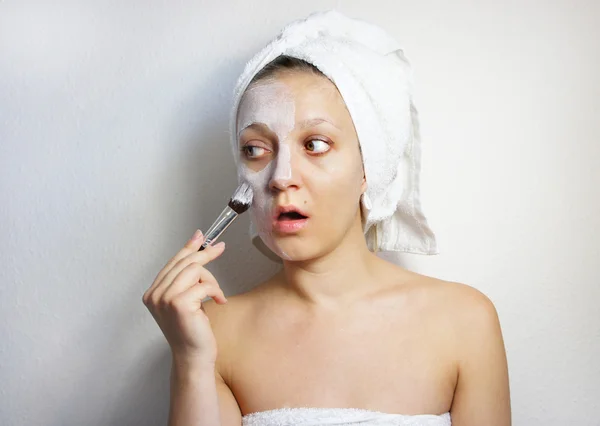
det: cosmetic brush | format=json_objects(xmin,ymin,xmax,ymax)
[{"xmin": 198, "ymin": 181, "xmax": 253, "ymax": 251}]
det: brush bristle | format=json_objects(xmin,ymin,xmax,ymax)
[{"xmin": 228, "ymin": 182, "xmax": 253, "ymax": 214}]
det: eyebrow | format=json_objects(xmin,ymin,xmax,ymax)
[
  {"xmin": 237, "ymin": 122, "xmax": 271, "ymax": 138},
  {"xmin": 298, "ymin": 117, "xmax": 341, "ymax": 131},
  {"xmin": 238, "ymin": 117, "xmax": 340, "ymax": 138}
]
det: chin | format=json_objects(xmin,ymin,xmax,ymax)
[{"xmin": 270, "ymin": 236, "xmax": 331, "ymax": 262}]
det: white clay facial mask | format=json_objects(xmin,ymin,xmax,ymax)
[{"xmin": 236, "ymin": 80, "xmax": 296, "ymax": 259}]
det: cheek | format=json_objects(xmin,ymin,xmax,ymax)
[
  {"xmin": 238, "ymin": 164, "xmax": 273, "ymax": 228},
  {"xmin": 311, "ymin": 152, "xmax": 364, "ymax": 199},
  {"xmin": 238, "ymin": 163, "xmax": 291, "ymax": 258}
]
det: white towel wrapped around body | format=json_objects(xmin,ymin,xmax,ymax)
[
  {"xmin": 242, "ymin": 407, "xmax": 452, "ymax": 426},
  {"xmin": 229, "ymin": 9, "xmax": 438, "ymax": 258}
]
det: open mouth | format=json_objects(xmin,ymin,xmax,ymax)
[
  {"xmin": 277, "ymin": 211, "xmax": 308, "ymax": 221},
  {"xmin": 273, "ymin": 206, "xmax": 310, "ymax": 233}
]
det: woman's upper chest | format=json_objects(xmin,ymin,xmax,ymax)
[{"xmin": 223, "ymin": 290, "xmax": 458, "ymax": 415}]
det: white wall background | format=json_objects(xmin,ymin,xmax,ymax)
[{"xmin": 1, "ymin": 1, "xmax": 598, "ymax": 425}]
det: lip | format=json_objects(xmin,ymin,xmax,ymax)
[
  {"xmin": 272, "ymin": 204, "xmax": 310, "ymax": 234},
  {"xmin": 272, "ymin": 217, "xmax": 308, "ymax": 233},
  {"xmin": 273, "ymin": 204, "xmax": 310, "ymax": 219}
]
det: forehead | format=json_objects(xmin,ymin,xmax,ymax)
[{"xmin": 237, "ymin": 72, "xmax": 349, "ymax": 122}]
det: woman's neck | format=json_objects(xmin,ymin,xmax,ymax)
[{"xmin": 278, "ymin": 219, "xmax": 384, "ymax": 310}]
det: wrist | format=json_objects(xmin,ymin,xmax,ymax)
[{"xmin": 171, "ymin": 354, "xmax": 215, "ymax": 374}]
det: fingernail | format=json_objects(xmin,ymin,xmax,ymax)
[
  {"xmin": 191, "ymin": 229, "xmax": 202, "ymax": 240},
  {"xmin": 214, "ymin": 242, "xmax": 225, "ymax": 249}
]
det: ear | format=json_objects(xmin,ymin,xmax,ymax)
[{"xmin": 361, "ymin": 169, "xmax": 368, "ymax": 194}]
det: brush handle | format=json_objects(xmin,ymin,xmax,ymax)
[{"xmin": 198, "ymin": 205, "xmax": 239, "ymax": 251}]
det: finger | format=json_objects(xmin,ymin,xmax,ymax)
[
  {"xmin": 162, "ymin": 263, "xmax": 224, "ymax": 303},
  {"xmin": 159, "ymin": 241, "xmax": 225, "ymax": 290},
  {"xmin": 158, "ymin": 229, "xmax": 206, "ymax": 283},
  {"xmin": 144, "ymin": 230, "xmax": 207, "ymax": 302},
  {"xmin": 172, "ymin": 281, "xmax": 227, "ymax": 314},
  {"xmin": 147, "ymin": 242, "xmax": 226, "ymax": 303}
]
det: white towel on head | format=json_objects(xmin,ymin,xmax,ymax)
[{"xmin": 229, "ymin": 9, "xmax": 439, "ymax": 260}]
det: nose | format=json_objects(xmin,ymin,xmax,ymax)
[{"xmin": 268, "ymin": 142, "xmax": 300, "ymax": 192}]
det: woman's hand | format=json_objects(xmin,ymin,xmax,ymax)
[{"xmin": 142, "ymin": 230, "xmax": 228, "ymax": 367}]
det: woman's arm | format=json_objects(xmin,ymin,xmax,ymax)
[
  {"xmin": 168, "ymin": 356, "xmax": 242, "ymax": 426},
  {"xmin": 450, "ymin": 287, "xmax": 511, "ymax": 425}
]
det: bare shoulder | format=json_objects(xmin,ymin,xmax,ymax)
[
  {"xmin": 437, "ymin": 280, "xmax": 502, "ymax": 335},
  {"xmin": 412, "ymin": 274, "xmax": 506, "ymax": 363},
  {"xmin": 200, "ymin": 278, "xmax": 276, "ymax": 379},
  {"xmin": 401, "ymin": 269, "xmax": 500, "ymax": 323},
  {"xmin": 400, "ymin": 271, "xmax": 506, "ymax": 370},
  {"xmin": 408, "ymin": 278, "xmax": 511, "ymax": 422},
  {"xmin": 434, "ymin": 279, "xmax": 498, "ymax": 319},
  {"xmin": 388, "ymin": 267, "xmax": 503, "ymax": 347},
  {"xmin": 201, "ymin": 294, "xmax": 259, "ymax": 424},
  {"xmin": 438, "ymin": 281, "xmax": 506, "ymax": 365},
  {"xmin": 199, "ymin": 295, "xmax": 242, "ymax": 382}
]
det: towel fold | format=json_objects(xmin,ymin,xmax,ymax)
[{"xmin": 229, "ymin": 10, "xmax": 439, "ymax": 258}]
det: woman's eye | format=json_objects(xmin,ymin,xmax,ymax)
[
  {"xmin": 242, "ymin": 145, "xmax": 268, "ymax": 159},
  {"xmin": 305, "ymin": 139, "xmax": 330, "ymax": 154}
]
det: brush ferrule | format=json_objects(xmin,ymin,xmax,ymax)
[{"xmin": 199, "ymin": 205, "xmax": 238, "ymax": 250}]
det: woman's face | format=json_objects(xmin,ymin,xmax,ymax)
[{"xmin": 236, "ymin": 71, "xmax": 366, "ymax": 261}]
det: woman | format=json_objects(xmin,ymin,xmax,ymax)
[{"xmin": 143, "ymin": 10, "xmax": 511, "ymax": 426}]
